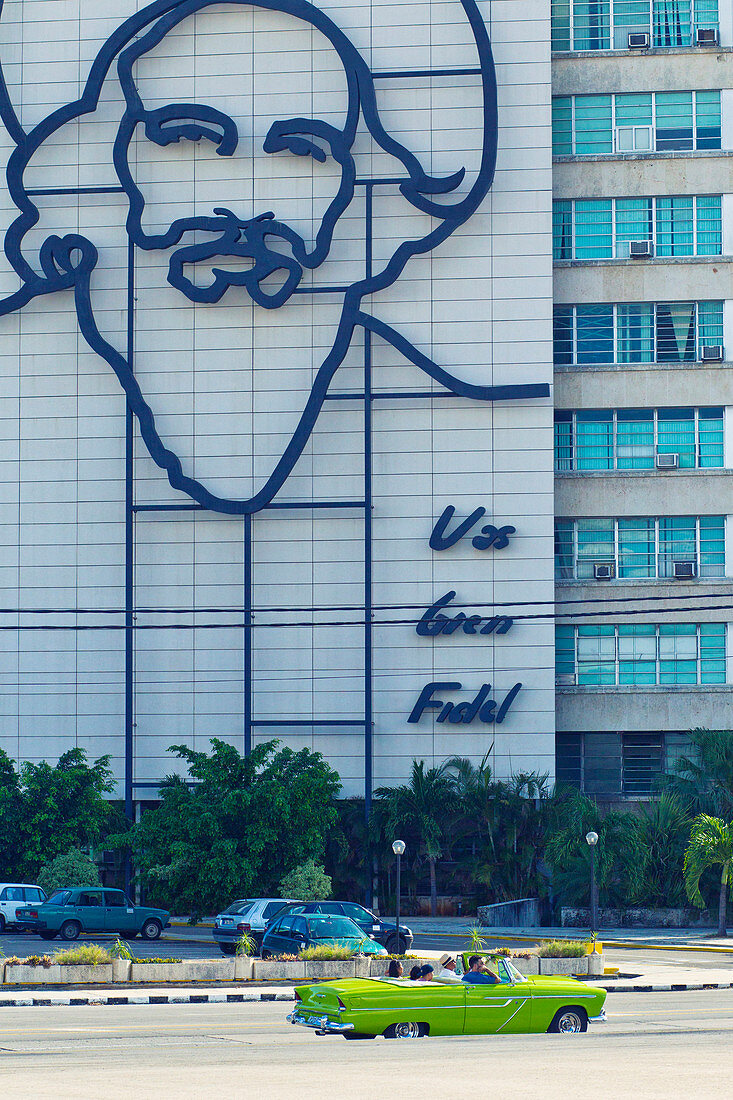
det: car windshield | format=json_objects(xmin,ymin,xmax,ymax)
[
  {"xmin": 45, "ymin": 890, "xmax": 71, "ymax": 906},
  {"xmin": 485, "ymin": 956, "xmax": 528, "ymax": 984},
  {"xmin": 306, "ymin": 916, "xmax": 365, "ymax": 941},
  {"xmin": 222, "ymin": 900, "xmax": 253, "ymax": 916}
]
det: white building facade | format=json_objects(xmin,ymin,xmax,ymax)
[{"xmin": 0, "ymin": 0, "xmax": 556, "ymax": 803}]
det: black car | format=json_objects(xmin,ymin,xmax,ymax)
[{"xmin": 284, "ymin": 901, "xmax": 412, "ymax": 954}]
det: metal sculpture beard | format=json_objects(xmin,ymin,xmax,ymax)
[{"xmin": 0, "ymin": 0, "xmax": 549, "ymax": 515}]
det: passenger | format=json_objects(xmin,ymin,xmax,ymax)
[
  {"xmin": 387, "ymin": 960, "xmax": 404, "ymax": 978},
  {"xmin": 409, "ymin": 965, "xmax": 422, "ymax": 981},
  {"xmin": 461, "ymin": 955, "xmax": 501, "ymax": 985},
  {"xmin": 419, "ymin": 964, "xmax": 434, "ymax": 981},
  {"xmin": 435, "ymin": 953, "xmax": 462, "ymax": 983}
]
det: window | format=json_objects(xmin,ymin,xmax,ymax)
[
  {"xmin": 553, "ymin": 301, "xmax": 722, "ymax": 364},
  {"xmin": 553, "ymin": 196, "xmax": 721, "ymax": 260},
  {"xmin": 623, "ymin": 733, "xmax": 664, "ymax": 796},
  {"xmin": 556, "ymin": 622, "xmax": 726, "ymax": 684},
  {"xmin": 341, "ymin": 903, "xmax": 371, "ymax": 922},
  {"xmin": 554, "ymin": 407, "xmax": 724, "ymax": 470},
  {"xmin": 1, "ymin": 887, "xmax": 23, "ymax": 902},
  {"xmin": 24, "ymin": 888, "xmax": 45, "ymax": 903},
  {"xmin": 552, "ymin": 91, "xmax": 721, "ymax": 154},
  {"xmin": 104, "ymin": 891, "xmax": 127, "ymax": 908},
  {"xmin": 552, "ymin": 0, "xmax": 719, "ymax": 51},
  {"xmin": 556, "ymin": 732, "xmax": 673, "ymax": 797},
  {"xmin": 263, "ymin": 902, "xmax": 287, "ymax": 919},
  {"xmin": 78, "ymin": 891, "xmax": 103, "ymax": 907}
]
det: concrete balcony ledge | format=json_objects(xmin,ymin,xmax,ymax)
[
  {"xmin": 555, "ymin": 468, "xmax": 730, "ymax": 478},
  {"xmin": 552, "ymin": 46, "xmax": 733, "ymax": 62},
  {"xmin": 554, "ymin": 255, "xmax": 731, "ymax": 269},
  {"xmin": 555, "ymin": 362, "xmax": 733, "ymax": 374},
  {"xmin": 553, "ymin": 150, "xmax": 733, "ymax": 165},
  {"xmin": 556, "ymin": 684, "xmax": 733, "ymax": 694}
]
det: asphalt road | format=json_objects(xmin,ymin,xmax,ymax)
[{"xmin": 0, "ymin": 991, "xmax": 731, "ymax": 1098}]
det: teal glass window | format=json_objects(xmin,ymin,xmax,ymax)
[
  {"xmin": 575, "ymin": 200, "xmax": 613, "ymax": 258},
  {"xmin": 574, "ymin": 1, "xmax": 611, "ymax": 48},
  {"xmin": 576, "ymin": 518, "xmax": 615, "ymax": 578},
  {"xmin": 697, "ymin": 406, "xmax": 724, "ymax": 467},
  {"xmin": 656, "ymin": 302, "xmax": 696, "ymax": 362},
  {"xmin": 575, "ymin": 95, "xmax": 613, "ymax": 153},
  {"xmin": 552, "ymin": 98, "xmax": 573, "ymax": 155},
  {"xmin": 659, "ymin": 623, "xmax": 698, "ymax": 684},
  {"xmin": 657, "ymin": 407, "xmax": 696, "ymax": 466},
  {"xmin": 554, "ymin": 412, "xmax": 574, "ymax": 470},
  {"xmin": 619, "ymin": 624, "xmax": 657, "ymax": 684},
  {"xmin": 553, "ymin": 306, "xmax": 574, "ymax": 365},
  {"xmin": 555, "ymin": 519, "xmax": 575, "ymax": 578},
  {"xmin": 576, "ymin": 410, "xmax": 613, "ymax": 468},
  {"xmin": 695, "ymin": 90, "xmax": 721, "ymax": 148},
  {"xmin": 553, "ymin": 201, "xmax": 573, "ymax": 260},
  {"xmin": 552, "ymin": 0, "xmax": 572, "ymax": 49},
  {"xmin": 694, "ymin": 0, "xmax": 719, "ymax": 32},
  {"xmin": 655, "ymin": 196, "xmax": 694, "ymax": 256},
  {"xmin": 700, "ymin": 623, "xmax": 726, "ymax": 683},
  {"xmin": 695, "ymin": 196, "xmax": 722, "ymax": 255},
  {"xmin": 615, "ymin": 198, "xmax": 653, "ymax": 256},
  {"xmin": 697, "ymin": 300, "xmax": 724, "ymax": 352},
  {"xmin": 658, "ymin": 516, "xmax": 696, "ymax": 577},
  {"xmin": 576, "ymin": 304, "xmax": 614, "ymax": 363},
  {"xmin": 656, "ymin": 91, "xmax": 694, "ymax": 150},
  {"xmin": 617, "ymin": 304, "xmax": 654, "ymax": 364},
  {"xmin": 555, "ymin": 625, "xmax": 576, "ymax": 678},
  {"xmin": 618, "ymin": 518, "xmax": 656, "ymax": 578},
  {"xmin": 577, "ymin": 625, "xmax": 616, "ymax": 685},
  {"xmin": 616, "ymin": 409, "xmax": 655, "ymax": 469},
  {"xmin": 614, "ymin": 2, "xmax": 652, "ymax": 48},
  {"xmin": 654, "ymin": 0, "xmax": 693, "ymax": 45},
  {"xmin": 699, "ymin": 516, "xmax": 725, "ymax": 577}
]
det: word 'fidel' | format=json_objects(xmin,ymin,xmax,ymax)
[{"xmin": 408, "ymin": 506, "xmax": 522, "ymax": 726}]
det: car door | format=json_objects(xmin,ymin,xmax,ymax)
[
  {"xmin": 1, "ymin": 886, "xmax": 24, "ymax": 925},
  {"xmin": 463, "ymin": 963, "xmax": 532, "ymax": 1035},
  {"xmin": 76, "ymin": 890, "xmax": 106, "ymax": 933},
  {"xmin": 291, "ymin": 916, "xmax": 308, "ymax": 953},
  {"xmin": 265, "ymin": 915, "xmax": 293, "ymax": 955},
  {"xmin": 103, "ymin": 889, "xmax": 135, "ymax": 933}
]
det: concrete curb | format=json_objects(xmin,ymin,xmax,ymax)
[{"xmin": 0, "ymin": 980, "xmax": 731, "ymax": 1006}]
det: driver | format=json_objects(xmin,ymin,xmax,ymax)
[{"xmin": 461, "ymin": 954, "xmax": 501, "ymax": 985}]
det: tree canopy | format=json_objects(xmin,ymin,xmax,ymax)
[{"xmin": 111, "ymin": 739, "xmax": 341, "ymax": 918}]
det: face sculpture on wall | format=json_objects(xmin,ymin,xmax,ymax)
[{"xmin": 0, "ymin": 0, "xmax": 547, "ymax": 515}]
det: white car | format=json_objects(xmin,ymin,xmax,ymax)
[{"xmin": 0, "ymin": 883, "xmax": 47, "ymax": 932}]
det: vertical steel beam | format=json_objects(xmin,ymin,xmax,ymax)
[
  {"xmin": 364, "ymin": 183, "xmax": 374, "ymax": 822},
  {"xmin": 124, "ymin": 241, "xmax": 135, "ymax": 895},
  {"xmin": 244, "ymin": 512, "xmax": 252, "ymax": 756}
]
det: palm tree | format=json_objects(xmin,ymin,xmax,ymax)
[
  {"xmin": 374, "ymin": 760, "xmax": 456, "ymax": 917},
  {"xmin": 661, "ymin": 728, "xmax": 733, "ymax": 818},
  {"xmin": 635, "ymin": 794, "xmax": 690, "ymax": 908},
  {"xmin": 683, "ymin": 814, "xmax": 733, "ymax": 937}
]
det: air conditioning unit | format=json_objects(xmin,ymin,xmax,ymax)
[
  {"xmin": 701, "ymin": 344, "xmax": 724, "ymax": 362},
  {"xmin": 628, "ymin": 32, "xmax": 651, "ymax": 48},
  {"xmin": 696, "ymin": 27, "xmax": 719, "ymax": 46},
  {"xmin": 593, "ymin": 562, "xmax": 616, "ymax": 580},
  {"xmin": 556, "ymin": 673, "xmax": 576, "ymax": 686},
  {"xmin": 656, "ymin": 452, "xmax": 679, "ymax": 469},
  {"xmin": 629, "ymin": 240, "xmax": 653, "ymax": 258},
  {"xmin": 673, "ymin": 561, "xmax": 697, "ymax": 579}
]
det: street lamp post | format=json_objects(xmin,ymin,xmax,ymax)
[
  {"xmin": 586, "ymin": 831, "xmax": 599, "ymax": 937},
  {"xmin": 392, "ymin": 840, "xmax": 406, "ymax": 952}
]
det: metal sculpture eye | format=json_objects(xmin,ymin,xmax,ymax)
[{"xmin": 142, "ymin": 104, "xmax": 239, "ymax": 155}]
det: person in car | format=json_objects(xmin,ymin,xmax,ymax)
[
  {"xmin": 409, "ymin": 965, "xmax": 422, "ymax": 981},
  {"xmin": 462, "ymin": 955, "xmax": 501, "ymax": 985},
  {"xmin": 435, "ymin": 953, "xmax": 462, "ymax": 983},
  {"xmin": 387, "ymin": 960, "xmax": 403, "ymax": 978},
  {"xmin": 419, "ymin": 964, "xmax": 434, "ymax": 981}
]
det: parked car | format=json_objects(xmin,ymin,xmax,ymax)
[
  {"xmin": 283, "ymin": 901, "xmax": 413, "ymax": 955},
  {"xmin": 261, "ymin": 911, "xmax": 388, "ymax": 958},
  {"xmin": 0, "ymin": 883, "xmax": 47, "ymax": 933},
  {"xmin": 287, "ymin": 953, "xmax": 607, "ymax": 1038},
  {"xmin": 16, "ymin": 887, "xmax": 170, "ymax": 941},
  {"xmin": 213, "ymin": 898, "xmax": 300, "ymax": 955}
]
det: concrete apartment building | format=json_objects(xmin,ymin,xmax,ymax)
[{"xmin": 552, "ymin": 0, "xmax": 733, "ymax": 800}]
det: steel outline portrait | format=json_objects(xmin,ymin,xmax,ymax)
[{"xmin": 0, "ymin": 0, "xmax": 548, "ymax": 515}]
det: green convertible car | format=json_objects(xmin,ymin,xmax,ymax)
[
  {"xmin": 16, "ymin": 887, "xmax": 170, "ymax": 942},
  {"xmin": 287, "ymin": 954, "xmax": 607, "ymax": 1039}
]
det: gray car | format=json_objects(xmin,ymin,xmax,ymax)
[{"xmin": 213, "ymin": 898, "xmax": 300, "ymax": 955}]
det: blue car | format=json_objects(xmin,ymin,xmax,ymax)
[{"xmin": 261, "ymin": 912, "xmax": 388, "ymax": 959}]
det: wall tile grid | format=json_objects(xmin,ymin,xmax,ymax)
[{"xmin": 0, "ymin": 0, "xmax": 554, "ymax": 795}]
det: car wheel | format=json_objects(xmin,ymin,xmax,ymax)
[
  {"xmin": 548, "ymin": 1007, "xmax": 588, "ymax": 1034},
  {"xmin": 260, "ymin": 948, "xmax": 272, "ymax": 959},
  {"xmin": 219, "ymin": 944, "xmax": 236, "ymax": 956},
  {"xmin": 384, "ymin": 1022, "xmax": 425, "ymax": 1039},
  {"xmin": 39, "ymin": 931, "xmax": 57, "ymax": 941},
  {"xmin": 387, "ymin": 935, "xmax": 407, "ymax": 955},
  {"xmin": 141, "ymin": 919, "xmax": 162, "ymax": 941},
  {"xmin": 60, "ymin": 920, "xmax": 81, "ymax": 942}
]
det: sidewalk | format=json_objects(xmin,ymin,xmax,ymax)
[{"xmin": 405, "ymin": 919, "xmax": 733, "ymax": 952}]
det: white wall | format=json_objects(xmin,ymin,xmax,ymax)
[{"xmin": 0, "ymin": 0, "xmax": 556, "ymax": 796}]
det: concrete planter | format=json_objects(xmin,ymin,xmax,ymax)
[
  {"xmin": 112, "ymin": 959, "xmax": 131, "ymax": 983},
  {"xmin": 510, "ymin": 956, "xmax": 540, "ymax": 976},
  {"xmin": 4, "ymin": 964, "xmax": 114, "ymax": 984},
  {"xmin": 587, "ymin": 953, "xmax": 604, "ymax": 977},
  {"xmin": 234, "ymin": 956, "xmax": 253, "ymax": 981},
  {"xmin": 252, "ymin": 959, "xmax": 306, "ymax": 982},
  {"xmin": 304, "ymin": 960, "xmax": 356, "ymax": 980},
  {"xmin": 354, "ymin": 957, "xmax": 372, "ymax": 979},
  {"xmin": 130, "ymin": 959, "xmax": 235, "ymax": 983},
  {"xmin": 539, "ymin": 957, "xmax": 588, "ymax": 977}
]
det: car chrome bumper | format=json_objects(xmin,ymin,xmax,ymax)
[
  {"xmin": 287, "ymin": 1012, "xmax": 354, "ymax": 1034},
  {"xmin": 589, "ymin": 1011, "xmax": 607, "ymax": 1023}
]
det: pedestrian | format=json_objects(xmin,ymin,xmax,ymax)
[
  {"xmin": 387, "ymin": 960, "xmax": 403, "ymax": 978},
  {"xmin": 435, "ymin": 953, "xmax": 462, "ymax": 983}
]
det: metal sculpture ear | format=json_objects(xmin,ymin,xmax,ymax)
[{"xmin": 0, "ymin": 0, "xmax": 549, "ymax": 517}]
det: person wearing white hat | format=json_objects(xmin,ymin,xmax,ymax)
[{"xmin": 435, "ymin": 953, "xmax": 462, "ymax": 983}]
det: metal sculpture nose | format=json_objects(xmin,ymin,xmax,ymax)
[{"xmin": 213, "ymin": 208, "xmax": 275, "ymax": 232}]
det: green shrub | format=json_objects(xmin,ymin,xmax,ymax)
[
  {"xmin": 5, "ymin": 955, "xmax": 54, "ymax": 968},
  {"xmin": 53, "ymin": 943, "xmax": 111, "ymax": 966},
  {"xmin": 37, "ymin": 849, "xmax": 100, "ymax": 895},
  {"xmin": 298, "ymin": 945, "xmax": 356, "ymax": 961},
  {"xmin": 279, "ymin": 859, "xmax": 332, "ymax": 902},
  {"xmin": 236, "ymin": 932, "xmax": 257, "ymax": 957},
  {"xmin": 535, "ymin": 939, "xmax": 586, "ymax": 959},
  {"xmin": 109, "ymin": 938, "xmax": 133, "ymax": 961}
]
